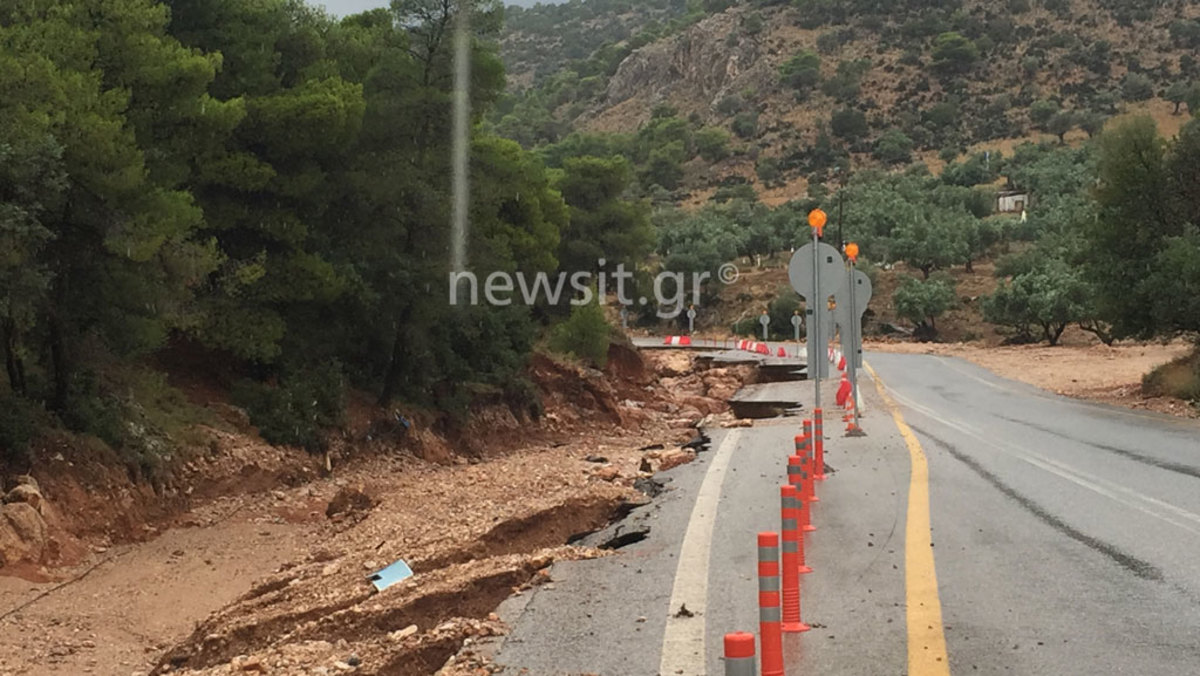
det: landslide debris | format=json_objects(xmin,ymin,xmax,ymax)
[{"xmin": 131, "ymin": 347, "xmax": 750, "ymax": 675}]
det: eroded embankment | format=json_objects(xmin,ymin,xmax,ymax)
[{"xmin": 0, "ymin": 345, "xmax": 749, "ymax": 676}]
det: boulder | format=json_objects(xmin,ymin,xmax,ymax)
[
  {"xmin": 0, "ymin": 502, "xmax": 48, "ymax": 567},
  {"xmin": 658, "ymin": 449, "xmax": 696, "ymax": 472},
  {"xmin": 3, "ymin": 483, "xmax": 44, "ymax": 514}
]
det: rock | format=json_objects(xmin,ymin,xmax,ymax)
[
  {"xmin": 230, "ymin": 655, "xmax": 265, "ymax": 672},
  {"xmin": 390, "ymin": 624, "xmax": 419, "ymax": 641},
  {"xmin": 633, "ymin": 477, "xmax": 665, "ymax": 497},
  {"xmin": 658, "ymin": 449, "xmax": 696, "ymax": 472},
  {"xmin": 0, "ymin": 502, "xmax": 48, "ymax": 567},
  {"xmin": 2, "ymin": 484, "xmax": 44, "ymax": 514},
  {"xmin": 591, "ymin": 466, "xmax": 621, "ymax": 482},
  {"xmin": 346, "ymin": 654, "xmax": 361, "ymax": 667},
  {"xmin": 584, "ymin": 454, "xmax": 609, "ymax": 464},
  {"xmin": 325, "ymin": 486, "xmax": 376, "ymax": 519},
  {"xmin": 13, "ymin": 475, "xmax": 39, "ymax": 490},
  {"xmin": 680, "ymin": 395, "xmax": 723, "ymax": 416}
]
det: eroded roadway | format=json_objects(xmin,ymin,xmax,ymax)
[{"xmin": 484, "ymin": 352, "xmax": 1200, "ymax": 675}]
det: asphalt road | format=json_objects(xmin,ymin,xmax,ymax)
[{"xmin": 485, "ymin": 352, "xmax": 1200, "ymax": 675}]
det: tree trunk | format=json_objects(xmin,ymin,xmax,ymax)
[
  {"xmin": 1079, "ymin": 320, "xmax": 1116, "ymax": 346},
  {"xmin": 965, "ymin": 258, "xmax": 974, "ymax": 273},
  {"xmin": 1048, "ymin": 323, "xmax": 1067, "ymax": 346},
  {"xmin": 2, "ymin": 318, "xmax": 25, "ymax": 395}
]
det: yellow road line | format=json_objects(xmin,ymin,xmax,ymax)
[{"xmin": 865, "ymin": 362, "xmax": 951, "ymax": 676}]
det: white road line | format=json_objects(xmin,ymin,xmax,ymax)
[
  {"xmin": 658, "ymin": 429, "xmax": 742, "ymax": 675},
  {"xmin": 888, "ymin": 388, "xmax": 1200, "ymax": 538}
]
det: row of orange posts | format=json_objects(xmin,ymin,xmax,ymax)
[{"xmin": 724, "ymin": 342, "xmax": 859, "ymax": 674}]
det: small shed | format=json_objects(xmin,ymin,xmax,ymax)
[{"xmin": 997, "ymin": 190, "xmax": 1030, "ymax": 214}]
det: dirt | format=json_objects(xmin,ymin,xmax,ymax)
[
  {"xmin": 0, "ymin": 347, "xmax": 749, "ymax": 676},
  {"xmin": 869, "ymin": 340, "xmax": 1198, "ymax": 418}
]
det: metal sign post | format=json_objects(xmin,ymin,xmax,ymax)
[
  {"xmin": 835, "ymin": 243, "xmax": 872, "ymax": 435},
  {"xmin": 811, "ymin": 219, "xmax": 821, "ymax": 411},
  {"xmin": 687, "ymin": 306, "xmax": 697, "ymax": 335},
  {"xmin": 791, "ymin": 311, "xmax": 802, "ymax": 359},
  {"xmin": 759, "ymin": 311, "xmax": 770, "ymax": 341},
  {"xmin": 788, "ymin": 210, "xmax": 843, "ymax": 407},
  {"xmin": 620, "ymin": 306, "xmax": 629, "ymax": 330}
]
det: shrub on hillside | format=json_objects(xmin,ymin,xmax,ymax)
[
  {"xmin": 1120, "ymin": 72, "xmax": 1154, "ymax": 102},
  {"xmin": 931, "ymin": 32, "xmax": 979, "ymax": 75},
  {"xmin": 873, "ymin": 130, "xmax": 915, "ymax": 164},
  {"xmin": 732, "ymin": 112, "xmax": 759, "ymax": 138},
  {"xmin": 779, "ymin": 50, "xmax": 822, "ymax": 95},
  {"xmin": 233, "ymin": 362, "xmax": 346, "ymax": 452},
  {"xmin": 548, "ymin": 300, "xmax": 612, "ymax": 369},
  {"xmin": 696, "ymin": 127, "xmax": 732, "ymax": 162}
]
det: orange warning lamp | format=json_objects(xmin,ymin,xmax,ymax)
[
  {"xmin": 808, "ymin": 209, "xmax": 827, "ymax": 235},
  {"xmin": 845, "ymin": 242, "xmax": 860, "ymax": 262}
]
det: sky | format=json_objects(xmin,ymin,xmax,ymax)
[{"xmin": 319, "ymin": 0, "xmax": 560, "ymax": 17}]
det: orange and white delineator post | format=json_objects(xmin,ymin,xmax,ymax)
[
  {"xmin": 724, "ymin": 632, "xmax": 757, "ymax": 676},
  {"xmin": 780, "ymin": 485, "xmax": 813, "ymax": 633},
  {"xmin": 757, "ymin": 532, "xmax": 785, "ymax": 676}
]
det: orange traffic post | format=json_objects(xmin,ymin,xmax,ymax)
[
  {"xmin": 781, "ymin": 484, "xmax": 812, "ymax": 574},
  {"xmin": 758, "ymin": 532, "xmax": 785, "ymax": 676},
  {"xmin": 787, "ymin": 453, "xmax": 803, "ymax": 491},
  {"xmin": 798, "ymin": 427, "xmax": 819, "ymax": 503},
  {"xmin": 794, "ymin": 458, "xmax": 816, "ymax": 533},
  {"xmin": 799, "ymin": 447, "xmax": 815, "ymax": 503},
  {"xmin": 813, "ymin": 409, "xmax": 826, "ymax": 481},
  {"xmin": 724, "ymin": 632, "xmax": 757, "ymax": 676},
  {"xmin": 781, "ymin": 486, "xmax": 813, "ymax": 635}
]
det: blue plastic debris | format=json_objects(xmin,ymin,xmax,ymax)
[{"xmin": 369, "ymin": 559, "xmax": 414, "ymax": 592}]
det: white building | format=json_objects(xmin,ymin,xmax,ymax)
[{"xmin": 997, "ymin": 190, "xmax": 1030, "ymax": 214}]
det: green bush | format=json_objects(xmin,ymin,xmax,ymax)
[
  {"xmin": 931, "ymin": 32, "xmax": 979, "ymax": 75},
  {"xmin": 779, "ymin": 50, "xmax": 822, "ymax": 94},
  {"xmin": 732, "ymin": 112, "xmax": 759, "ymax": 139},
  {"xmin": 756, "ymin": 157, "xmax": 782, "ymax": 185},
  {"xmin": 873, "ymin": 130, "xmax": 915, "ymax": 164},
  {"xmin": 894, "ymin": 276, "xmax": 957, "ymax": 340},
  {"xmin": 60, "ymin": 372, "xmax": 127, "ymax": 452},
  {"xmin": 696, "ymin": 127, "xmax": 732, "ymax": 162},
  {"xmin": 716, "ymin": 94, "xmax": 744, "ymax": 116},
  {"xmin": 548, "ymin": 300, "xmax": 612, "ymax": 369},
  {"xmin": 233, "ymin": 361, "xmax": 346, "ymax": 452},
  {"xmin": 1120, "ymin": 73, "xmax": 1154, "ymax": 102},
  {"xmin": 830, "ymin": 107, "xmax": 868, "ymax": 140}
]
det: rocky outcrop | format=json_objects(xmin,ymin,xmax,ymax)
[
  {"xmin": 0, "ymin": 477, "xmax": 50, "ymax": 567},
  {"xmin": 602, "ymin": 9, "xmax": 773, "ymax": 113},
  {"xmin": 0, "ymin": 502, "xmax": 48, "ymax": 567}
]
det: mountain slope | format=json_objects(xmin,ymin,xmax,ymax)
[{"xmin": 498, "ymin": 0, "xmax": 1200, "ymax": 200}]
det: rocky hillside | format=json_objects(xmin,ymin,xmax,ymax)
[{"xmin": 498, "ymin": 0, "xmax": 1200, "ymax": 200}]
